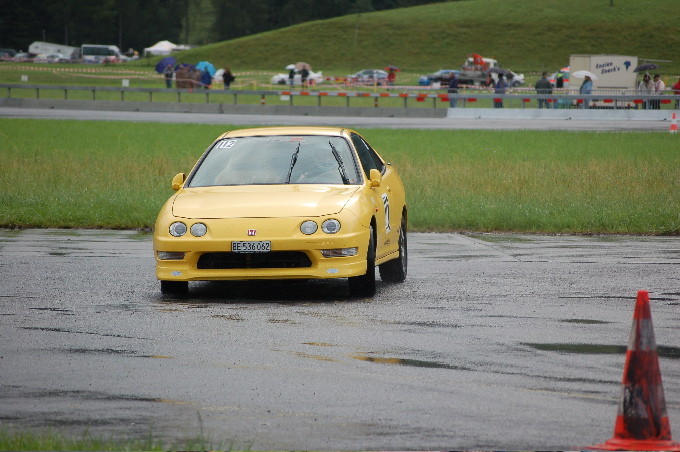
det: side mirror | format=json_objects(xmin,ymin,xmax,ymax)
[
  {"xmin": 369, "ymin": 168, "xmax": 382, "ymax": 188},
  {"xmin": 171, "ymin": 173, "xmax": 186, "ymax": 191}
]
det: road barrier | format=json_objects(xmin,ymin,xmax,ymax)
[{"xmin": 3, "ymin": 83, "xmax": 679, "ymax": 110}]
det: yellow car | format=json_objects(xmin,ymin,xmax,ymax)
[{"xmin": 153, "ymin": 126, "xmax": 407, "ymax": 297}]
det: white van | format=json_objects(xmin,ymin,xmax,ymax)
[{"xmin": 81, "ymin": 44, "xmax": 124, "ymax": 63}]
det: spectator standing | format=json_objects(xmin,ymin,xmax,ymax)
[
  {"xmin": 534, "ymin": 72, "xmax": 553, "ymax": 108},
  {"xmin": 288, "ymin": 68, "xmax": 295, "ymax": 88},
  {"xmin": 651, "ymin": 74, "xmax": 665, "ymax": 110},
  {"xmin": 494, "ymin": 73, "xmax": 508, "ymax": 108},
  {"xmin": 200, "ymin": 69, "xmax": 212, "ymax": 89},
  {"xmin": 447, "ymin": 72, "xmax": 459, "ymax": 108},
  {"xmin": 672, "ymin": 77, "xmax": 680, "ymax": 109},
  {"xmin": 637, "ymin": 73, "xmax": 653, "ymax": 109},
  {"xmin": 300, "ymin": 67, "xmax": 309, "ymax": 88},
  {"xmin": 163, "ymin": 64, "xmax": 174, "ymax": 88},
  {"xmin": 387, "ymin": 68, "xmax": 396, "ymax": 86},
  {"xmin": 579, "ymin": 75, "xmax": 593, "ymax": 109},
  {"xmin": 222, "ymin": 67, "xmax": 235, "ymax": 90}
]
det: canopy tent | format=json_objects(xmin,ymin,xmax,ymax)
[{"xmin": 144, "ymin": 40, "xmax": 177, "ymax": 56}]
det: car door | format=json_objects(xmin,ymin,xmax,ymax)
[{"xmin": 350, "ymin": 133, "xmax": 400, "ymax": 259}]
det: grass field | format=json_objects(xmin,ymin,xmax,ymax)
[
  {"xmin": 0, "ymin": 426, "xmax": 221, "ymax": 452},
  {"xmin": 1, "ymin": 118, "xmax": 678, "ymax": 235}
]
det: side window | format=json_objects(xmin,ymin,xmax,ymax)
[{"xmin": 351, "ymin": 134, "xmax": 384, "ymax": 178}]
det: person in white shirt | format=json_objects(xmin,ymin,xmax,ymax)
[{"xmin": 651, "ymin": 74, "xmax": 665, "ymax": 110}]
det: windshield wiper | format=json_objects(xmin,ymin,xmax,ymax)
[
  {"xmin": 285, "ymin": 142, "xmax": 301, "ymax": 183},
  {"xmin": 329, "ymin": 141, "xmax": 350, "ymax": 184}
]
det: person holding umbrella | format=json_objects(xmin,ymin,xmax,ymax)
[
  {"xmin": 163, "ymin": 64, "xmax": 174, "ymax": 88},
  {"xmin": 637, "ymin": 73, "xmax": 653, "ymax": 109},
  {"xmin": 579, "ymin": 75, "xmax": 593, "ymax": 109}
]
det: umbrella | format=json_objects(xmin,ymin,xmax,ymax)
[
  {"xmin": 295, "ymin": 62, "xmax": 311, "ymax": 71},
  {"xmin": 285, "ymin": 64, "xmax": 296, "ymax": 70},
  {"xmin": 634, "ymin": 63, "xmax": 658, "ymax": 73},
  {"xmin": 487, "ymin": 67, "xmax": 507, "ymax": 74},
  {"xmin": 384, "ymin": 65, "xmax": 400, "ymax": 71},
  {"xmin": 155, "ymin": 56, "xmax": 176, "ymax": 74},
  {"xmin": 195, "ymin": 61, "xmax": 216, "ymax": 76},
  {"xmin": 572, "ymin": 70, "xmax": 598, "ymax": 80}
]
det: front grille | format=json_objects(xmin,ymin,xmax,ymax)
[{"xmin": 197, "ymin": 252, "xmax": 312, "ymax": 269}]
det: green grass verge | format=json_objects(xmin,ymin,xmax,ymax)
[
  {"xmin": 1, "ymin": 118, "xmax": 678, "ymax": 234},
  {"xmin": 0, "ymin": 425, "xmax": 226, "ymax": 451}
]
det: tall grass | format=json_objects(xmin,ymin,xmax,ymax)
[{"xmin": 0, "ymin": 119, "xmax": 678, "ymax": 234}]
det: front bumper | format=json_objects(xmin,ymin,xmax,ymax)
[{"xmin": 154, "ymin": 217, "xmax": 369, "ymax": 282}]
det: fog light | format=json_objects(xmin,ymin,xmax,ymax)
[
  {"xmin": 321, "ymin": 247, "xmax": 357, "ymax": 258},
  {"xmin": 157, "ymin": 251, "xmax": 185, "ymax": 260}
]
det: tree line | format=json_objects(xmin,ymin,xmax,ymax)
[{"xmin": 0, "ymin": 0, "xmax": 455, "ymax": 53}]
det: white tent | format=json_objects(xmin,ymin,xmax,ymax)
[{"xmin": 143, "ymin": 40, "xmax": 177, "ymax": 56}]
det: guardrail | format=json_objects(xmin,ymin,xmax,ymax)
[{"xmin": 2, "ymin": 83, "xmax": 679, "ymax": 110}]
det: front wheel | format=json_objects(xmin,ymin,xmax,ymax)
[
  {"xmin": 160, "ymin": 280, "xmax": 188, "ymax": 295},
  {"xmin": 348, "ymin": 225, "xmax": 376, "ymax": 297},
  {"xmin": 379, "ymin": 218, "xmax": 407, "ymax": 283}
]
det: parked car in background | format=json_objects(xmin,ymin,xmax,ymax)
[
  {"xmin": 33, "ymin": 53, "xmax": 67, "ymax": 63},
  {"xmin": 348, "ymin": 69, "xmax": 388, "ymax": 85},
  {"xmin": 12, "ymin": 52, "xmax": 31, "ymax": 61},
  {"xmin": 505, "ymin": 70, "xmax": 525, "ymax": 87},
  {"xmin": 154, "ymin": 126, "xmax": 408, "ymax": 298},
  {"xmin": 0, "ymin": 48, "xmax": 17, "ymax": 59},
  {"xmin": 418, "ymin": 69, "xmax": 460, "ymax": 86},
  {"xmin": 271, "ymin": 70, "xmax": 324, "ymax": 86}
]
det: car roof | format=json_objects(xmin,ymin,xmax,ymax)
[{"xmin": 217, "ymin": 126, "xmax": 355, "ymax": 140}]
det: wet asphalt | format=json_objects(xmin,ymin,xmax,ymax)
[{"xmin": 1, "ymin": 228, "xmax": 679, "ymax": 450}]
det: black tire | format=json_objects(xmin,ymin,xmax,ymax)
[
  {"xmin": 379, "ymin": 218, "xmax": 407, "ymax": 283},
  {"xmin": 348, "ymin": 225, "xmax": 376, "ymax": 297},
  {"xmin": 160, "ymin": 280, "xmax": 188, "ymax": 295}
]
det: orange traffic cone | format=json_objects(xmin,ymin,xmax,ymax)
[
  {"xmin": 671, "ymin": 113, "xmax": 678, "ymax": 134},
  {"xmin": 589, "ymin": 290, "xmax": 680, "ymax": 451}
]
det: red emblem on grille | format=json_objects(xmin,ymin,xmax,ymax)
[{"xmin": 247, "ymin": 229, "xmax": 256, "ymax": 236}]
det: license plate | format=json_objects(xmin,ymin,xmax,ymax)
[{"xmin": 231, "ymin": 241, "xmax": 271, "ymax": 253}]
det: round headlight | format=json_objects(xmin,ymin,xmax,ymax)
[
  {"xmin": 300, "ymin": 220, "xmax": 318, "ymax": 235},
  {"xmin": 169, "ymin": 222, "xmax": 187, "ymax": 237},
  {"xmin": 322, "ymin": 219, "xmax": 341, "ymax": 234},
  {"xmin": 190, "ymin": 223, "xmax": 207, "ymax": 237}
]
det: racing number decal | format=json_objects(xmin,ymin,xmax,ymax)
[{"xmin": 381, "ymin": 193, "xmax": 391, "ymax": 234}]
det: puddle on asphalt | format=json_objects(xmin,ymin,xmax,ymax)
[
  {"xmin": 381, "ymin": 320, "xmax": 462, "ymax": 329},
  {"xmin": 351, "ymin": 354, "xmax": 472, "ymax": 371},
  {"xmin": 211, "ymin": 314, "xmax": 245, "ymax": 321},
  {"xmin": 465, "ymin": 234, "xmax": 534, "ymax": 243},
  {"xmin": 59, "ymin": 348, "xmax": 173, "ymax": 359},
  {"xmin": 560, "ymin": 318, "xmax": 611, "ymax": 325},
  {"xmin": 524, "ymin": 343, "xmax": 680, "ymax": 359}
]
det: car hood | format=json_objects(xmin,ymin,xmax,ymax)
[{"xmin": 172, "ymin": 185, "xmax": 361, "ymax": 219}]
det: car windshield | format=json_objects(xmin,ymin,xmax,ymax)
[{"xmin": 188, "ymin": 135, "xmax": 362, "ymax": 187}]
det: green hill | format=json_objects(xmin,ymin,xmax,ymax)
[{"xmin": 169, "ymin": 0, "xmax": 680, "ymax": 75}]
